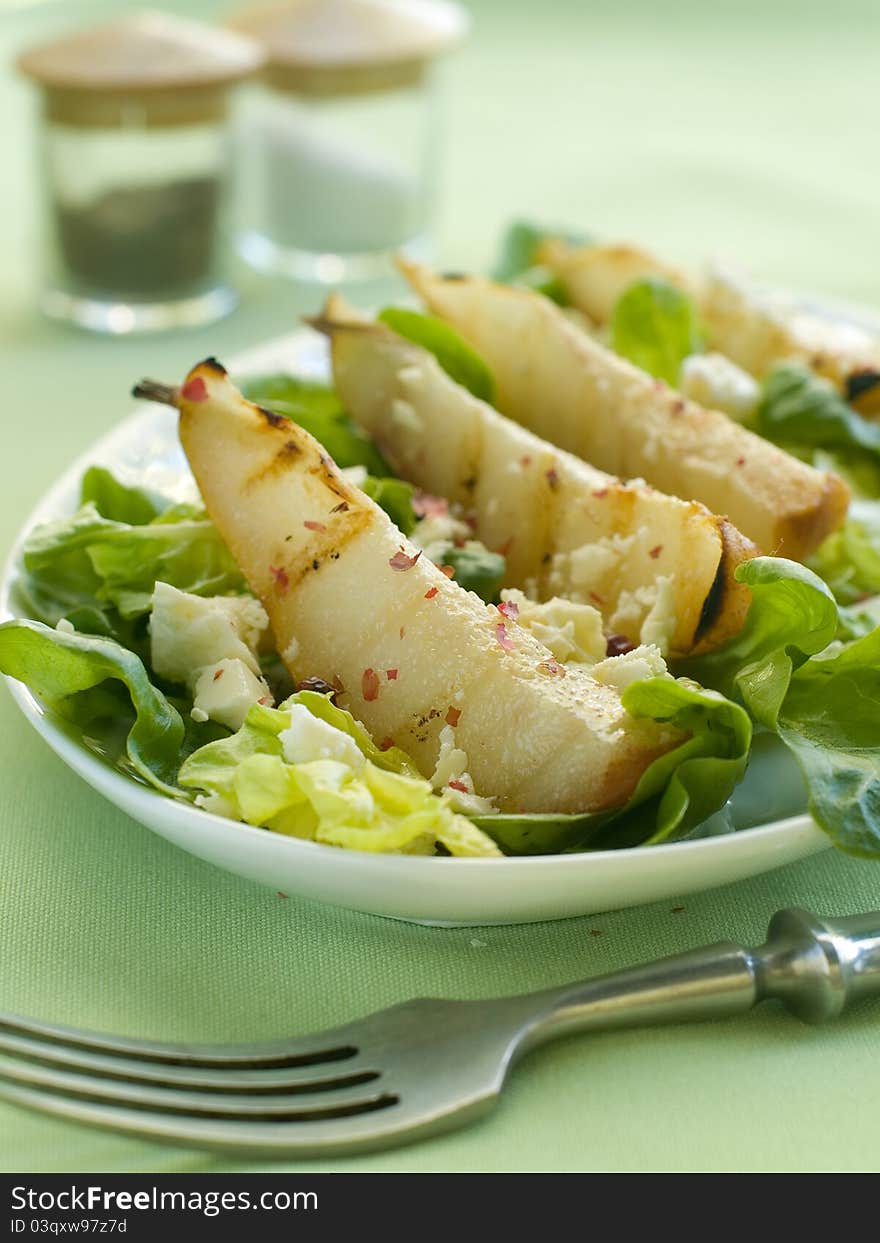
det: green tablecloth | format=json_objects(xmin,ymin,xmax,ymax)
[{"xmin": 2, "ymin": 0, "xmax": 880, "ymax": 1173}]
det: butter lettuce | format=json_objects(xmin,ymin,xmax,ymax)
[
  {"xmin": 611, "ymin": 278, "xmax": 703, "ymax": 385},
  {"xmin": 0, "ymin": 619, "xmax": 189, "ymax": 794},
  {"xmin": 378, "ymin": 307, "xmax": 496, "ymax": 404},
  {"xmin": 23, "ymin": 500, "xmax": 244, "ymax": 624},
  {"xmin": 472, "ymin": 678, "xmax": 751, "ymax": 855},
  {"xmin": 360, "ymin": 475, "xmax": 418, "ymax": 536},
  {"xmin": 809, "ymin": 503, "xmax": 880, "ymax": 606},
  {"xmin": 756, "ymin": 364, "xmax": 880, "ymax": 460},
  {"xmin": 683, "ymin": 556, "xmax": 880, "ymax": 856},
  {"xmin": 179, "ymin": 692, "xmax": 500, "ymax": 857}
]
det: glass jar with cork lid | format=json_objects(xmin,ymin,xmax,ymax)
[
  {"xmin": 227, "ymin": 0, "xmax": 469, "ymax": 283},
  {"xmin": 18, "ymin": 13, "xmax": 263, "ymax": 333}
]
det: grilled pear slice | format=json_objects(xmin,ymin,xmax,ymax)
[
  {"xmin": 538, "ymin": 239, "xmax": 690, "ymax": 326},
  {"xmin": 138, "ymin": 360, "xmax": 680, "ymax": 815},
  {"xmin": 542, "ymin": 239, "xmax": 880, "ymax": 398},
  {"xmin": 399, "ymin": 261, "xmax": 849, "ymax": 560},
  {"xmin": 317, "ymin": 297, "xmax": 755, "ymax": 656}
]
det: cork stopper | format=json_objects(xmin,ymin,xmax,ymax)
[
  {"xmin": 17, "ymin": 11, "xmax": 264, "ymax": 126},
  {"xmin": 227, "ymin": 0, "xmax": 469, "ymax": 96}
]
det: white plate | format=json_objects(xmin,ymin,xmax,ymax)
[{"xmin": 0, "ymin": 329, "xmax": 828, "ymax": 925}]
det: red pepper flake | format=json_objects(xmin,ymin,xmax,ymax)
[
  {"xmin": 445, "ymin": 706, "xmax": 461, "ymax": 727},
  {"xmin": 497, "ymin": 599, "xmax": 519, "ymax": 621},
  {"xmin": 497, "ymin": 536, "xmax": 515, "ymax": 557},
  {"xmin": 520, "ymin": 455, "xmax": 532, "ymax": 468},
  {"xmin": 258, "ymin": 696, "xmax": 272, "ymax": 705},
  {"xmin": 495, "ymin": 622, "xmax": 516, "ymax": 652},
  {"xmin": 412, "ymin": 491, "xmax": 449, "ymax": 519},
  {"xmin": 592, "ymin": 487, "xmax": 609, "ymax": 499},
  {"xmin": 304, "ymin": 520, "xmax": 327, "ymax": 532},
  {"xmin": 439, "ymin": 564, "xmax": 455, "ymax": 578},
  {"xmin": 447, "ymin": 779, "xmax": 469, "ymax": 793},
  {"xmin": 649, "ymin": 544, "xmax": 663, "ymax": 559},
  {"xmin": 424, "ymin": 586, "xmax": 439, "ymax": 599},
  {"xmin": 386, "ymin": 668, "xmax": 399, "ymax": 681},
  {"xmin": 671, "ymin": 398, "xmax": 686, "ymax": 415},
  {"xmin": 212, "ymin": 668, "xmax": 224, "ymax": 681},
  {"xmin": 589, "ymin": 591, "xmax": 605, "ymax": 605},
  {"xmin": 330, "ymin": 501, "xmax": 350, "ymax": 513},
  {"xmin": 269, "ymin": 565, "xmax": 289, "ymax": 592},
  {"xmin": 736, "ymin": 456, "xmax": 747, "ymax": 467},
  {"xmin": 361, "ymin": 667, "xmax": 380, "ymax": 701},
  {"xmin": 538, "ymin": 659, "xmax": 566, "ymax": 677},
  {"xmin": 546, "ymin": 467, "xmax": 560, "ymax": 490},
  {"xmin": 606, "ymin": 633, "xmax": 637, "ymax": 657},
  {"xmin": 389, "ymin": 549, "xmax": 421, "ymax": 572},
  {"xmin": 399, "ymin": 626, "xmax": 406, "ymax": 638},
  {"xmin": 181, "ymin": 376, "xmax": 208, "ymax": 402},
  {"xmin": 379, "ymin": 736, "xmax": 395, "ymax": 752}
]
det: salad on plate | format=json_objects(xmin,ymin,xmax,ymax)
[{"xmin": 2, "ymin": 222, "xmax": 880, "ymax": 862}]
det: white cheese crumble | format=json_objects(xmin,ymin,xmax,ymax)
[
  {"xmin": 500, "ymin": 589, "xmax": 606, "ymax": 665},
  {"xmin": 55, "ymin": 618, "xmax": 75, "ymax": 634},
  {"xmin": 279, "ymin": 703, "xmax": 365, "ymax": 768},
  {"xmin": 191, "ymin": 659, "xmax": 271, "ymax": 732},
  {"xmin": 565, "ymin": 532, "xmax": 636, "ymax": 588},
  {"xmin": 430, "ymin": 724, "xmax": 497, "ymax": 814},
  {"xmin": 609, "ymin": 575, "xmax": 677, "ymax": 656},
  {"xmin": 410, "ymin": 510, "xmax": 470, "ymax": 562},
  {"xmin": 150, "ymin": 582, "xmax": 273, "ymax": 729},
  {"xmin": 589, "ymin": 644, "xmax": 671, "ymax": 690},
  {"xmin": 679, "ymin": 352, "xmax": 760, "ymax": 420},
  {"xmin": 150, "ymin": 582, "xmax": 268, "ymax": 682},
  {"xmin": 639, "ymin": 574, "xmax": 677, "ymax": 652}
]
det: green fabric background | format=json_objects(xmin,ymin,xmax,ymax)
[{"xmin": 2, "ymin": 0, "xmax": 880, "ymax": 1173}]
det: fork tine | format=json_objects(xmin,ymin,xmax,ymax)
[
  {"xmin": 0, "ymin": 1010, "xmax": 360, "ymax": 1070},
  {"xmin": 0, "ymin": 1027, "xmax": 375, "ymax": 1095},
  {"xmin": 0, "ymin": 1055, "xmax": 396, "ymax": 1123},
  {"xmin": 0, "ymin": 1076, "xmax": 482, "ymax": 1159}
]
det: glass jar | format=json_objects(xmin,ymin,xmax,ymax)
[
  {"xmin": 18, "ymin": 14, "xmax": 263, "ymax": 334},
  {"xmin": 228, "ymin": 0, "xmax": 468, "ymax": 283}
]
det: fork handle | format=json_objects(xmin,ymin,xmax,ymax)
[{"xmin": 518, "ymin": 909, "xmax": 880, "ymax": 1052}]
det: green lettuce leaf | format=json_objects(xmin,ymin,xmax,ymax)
[
  {"xmin": 611, "ymin": 278, "xmax": 703, "ymax": 384},
  {"xmin": 683, "ymin": 556, "xmax": 880, "ymax": 855},
  {"xmin": 0, "ymin": 619, "xmax": 187, "ymax": 794},
  {"xmin": 80, "ymin": 465, "xmax": 172, "ymax": 526},
  {"xmin": 472, "ymin": 678, "xmax": 751, "ymax": 854},
  {"xmin": 360, "ymin": 476, "xmax": 417, "ymax": 536},
  {"xmin": 756, "ymin": 364, "xmax": 880, "ymax": 460},
  {"xmin": 427, "ymin": 540, "xmax": 506, "ymax": 602},
  {"xmin": 23, "ymin": 501, "xmax": 244, "ymax": 623},
  {"xmin": 377, "ymin": 307, "xmax": 496, "ymax": 404},
  {"xmin": 179, "ymin": 691, "xmax": 499, "ymax": 857},
  {"xmin": 809, "ymin": 502, "xmax": 880, "ymax": 605},
  {"xmin": 240, "ymin": 374, "xmax": 391, "ymax": 476}
]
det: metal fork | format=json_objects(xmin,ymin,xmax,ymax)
[{"xmin": 2, "ymin": 907, "xmax": 879, "ymax": 1158}]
